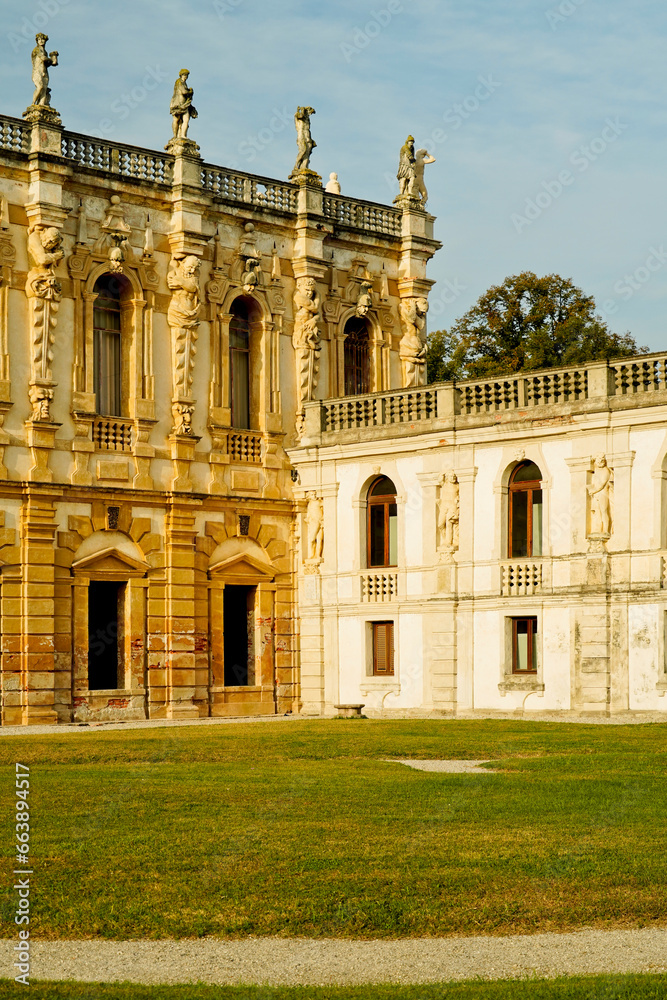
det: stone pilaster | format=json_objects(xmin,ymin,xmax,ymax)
[
  {"xmin": 164, "ymin": 500, "xmax": 200, "ymax": 719},
  {"xmin": 19, "ymin": 489, "xmax": 59, "ymax": 724}
]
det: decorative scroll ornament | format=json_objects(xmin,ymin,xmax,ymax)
[
  {"xmin": 172, "ymin": 401, "xmax": 195, "ymax": 437},
  {"xmin": 293, "ymin": 276, "xmax": 321, "ymax": 432},
  {"xmin": 167, "ymin": 255, "xmax": 201, "ymax": 399},
  {"xmin": 25, "ymin": 225, "xmax": 63, "ymax": 418},
  {"xmin": 399, "ymin": 296, "xmax": 428, "ymax": 387}
]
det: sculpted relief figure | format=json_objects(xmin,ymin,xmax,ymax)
[
  {"xmin": 438, "ymin": 471, "xmax": 460, "ymax": 551},
  {"xmin": 588, "ymin": 454, "xmax": 613, "ymax": 536},
  {"xmin": 399, "ymin": 296, "xmax": 428, "ymax": 387},
  {"xmin": 305, "ymin": 492, "xmax": 324, "ymax": 563},
  {"xmin": 30, "ymin": 33, "xmax": 58, "ymax": 107},
  {"xmin": 170, "ymin": 69, "xmax": 197, "ymax": 140},
  {"xmin": 355, "ymin": 280, "xmax": 373, "ymax": 318},
  {"xmin": 293, "ymin": 277, "xmax": 321, "ymax": 428},
  {"xmin": 291, "ymin": 106, "xmax": 316, "ymax": 174},
  {"xmin": 167, "ymin": 255, "xmax": 201, "ymax": 400},
  {"xmin": 26, "ymin": 226, "xmax": 63, "ymax": 402}
]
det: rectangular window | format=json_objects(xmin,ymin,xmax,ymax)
[
  {"xmin": 512, "ymin": 617, "xmax": 538, "ymax": 673},
  {"xmin": 372, "ymin": 621, "xmax": 395, "ymax": 676}
]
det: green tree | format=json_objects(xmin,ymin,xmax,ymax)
[{"xmin": 426, "ymin": 271, "xmax": 646, "ymax": 383}]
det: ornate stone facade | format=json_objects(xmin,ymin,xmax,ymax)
[{"xmin": 0, "ymin": 50, "xmax": 439, "ymax": 725}]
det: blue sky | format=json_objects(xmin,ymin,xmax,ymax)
[{"xmin": 2, "ymin": 0, "xmax": 667, "ymax": 348}]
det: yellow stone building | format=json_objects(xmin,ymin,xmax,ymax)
[{"xmin": 0, "ymin": 63, "xmax": 439, "ymax": 725}]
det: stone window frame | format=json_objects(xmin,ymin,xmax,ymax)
[{"xmin": 498, "ymin": 610, "xmax": 545, "ymax": 695}]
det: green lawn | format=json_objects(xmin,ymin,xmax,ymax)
[
  {"xmin": 1, "ymin": 719, "xmax": 666, "ymax": 939},
  {"xmin": 2, "ymin": 976, "xmax": 667, "ymax": 999}
]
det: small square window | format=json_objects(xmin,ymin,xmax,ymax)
[
  {"xmin": 372, "ymin": 621, "xmax": 395, "ymax": 676},
  {"xmin": 512, "ymin": 617, "xmax": 538, "ymax": 673}
]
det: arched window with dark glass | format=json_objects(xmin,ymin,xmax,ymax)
[
  {"xmin": 367, "ymin": 476, "xmax": 397, "ymax": 567},
  {"xmin": 344, "ymin": 317, "xmax": 370, "ymax": 396},
  {"xmin": 93, "ymin": 274, "xmax": 122, "ymax": 416},
  {"xmin": 509, "ymin": 461, "xmax": 543, "ymax": 558},
  {"xmin": 229, "ymin": 299, "xmax": 250, "ymax": 429}
]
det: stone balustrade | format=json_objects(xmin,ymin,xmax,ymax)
[
  {"xmin": 228, "ymin": 431, "xmax": 262, "ymax": 464},
  {"xmin": 323, "ymin": 193, "xmax": 401, "ymax": 237},
  {"xmin": 201, "ymin": 165, "xmax": 298, "ymax": 213},
  {"xmin": 301, "ymin": 353, "xmax": 667, "ymax": 444},
  {"xmin": 500, "ymin": 561, "xmax": 543, "ymax": 597},
  {"xmin": 91, "ymin": 417, "xmax": 133, "ymax": 452},
  {"xmin": 61, "ymin": 131, "xmax": 173, "ymax": 185},
  {"xmin": 0, "ymin": 114, "xmax": 28, "ymax": 153},
  {"xmin": 361, "ymin": 571, "xmax": 398, "ymax": 602}
]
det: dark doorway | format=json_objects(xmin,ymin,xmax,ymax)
[
  {"xmin": 88, "ymin": 581, "xmax": 123, "ymax": 690},
  {"xmin": 223, "ymin": 585, "xmax": 254, "ymax": 686}
]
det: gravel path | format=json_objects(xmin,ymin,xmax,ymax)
[
  {"xmin": 2, "ymin": 929, "xmax": 666, "ymax": 986},
  {"xmin": 387, "ymin": 759, "xmax": 495, "ymax": 773}
]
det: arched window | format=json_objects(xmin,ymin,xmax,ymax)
[
  {"xmin": 367, "ymin": 476, "xmax": 397, "ymax": 567},
  {"xmin": 93, "ymin": 274, "xmax": 123, "ymax": 416},
  {"xmin": 344, "ymin": 318, "xmax": 370, "ymax": 396},
  {"xmin": 509, "ymin": 461, "xmax": 543, "ymax": 558},
  {"xmin": 230, "ymin": 299, "xmax": 250, "ymax": 429}
]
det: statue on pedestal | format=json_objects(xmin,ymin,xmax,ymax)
[
  {"xmin": 396, "ymin": 135, "xmax": 416, "ymax": 199},
  {"xmin": 31, "ymin": 34, "xmax": 58, "ymax": 107},
  {"xmin": 414, "ymin": 148, "xmax": 436, "ymax": 206},
  {"xmin": 170, "ymin": 69, "xmax": 198, "ymax": 140},
  {"xmin": 305, "ymin": 492, "xmax": 324, "ymax": 567},
  {"xmin": 587, "ymin": 454, "xmax": 613, "ymax": 536},
  {"xmin": 291, "ymin": 106, "xmax": 316, "ymax": 175},
  {"xmin": 437, "ymin": 471, "xmax": 460, "ymax": 556}
]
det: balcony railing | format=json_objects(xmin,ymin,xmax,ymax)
[
  {"xmin": 361, "ymin": 571, "xmax": 398, "ymax": 602},
  {"xmin": 61, "ymin": 132, "xmax": 173, "ymax": 185},
  {"xmin": 501, "ymin": 561, "xmax": 542, "ymax": 597},
  {"xmin": 229, "ymin": 431, "xmax": 262, "ymax": 464},
  {"xmin": 0, "ymin": 114, "xmax": 28, "ymax": 154},
  {"xmin": 91, "ymin": 417, "xmax": 133, "ymax": 452},
  {"xmin": 323, "ymin": 193, "xmax": 401, "ymax": 237},
  {"xmin": 201, "ymin": 166, "xmax": 298, "ymax": 213}
]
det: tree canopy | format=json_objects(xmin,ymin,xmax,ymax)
[{"xmin": 426, "ymin": 271, "xmax": 646, "ymax": 384}]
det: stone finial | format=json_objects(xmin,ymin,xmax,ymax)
[{"xmin": 325, "ymin": 172, "xmax": 341, "ymax": 194}]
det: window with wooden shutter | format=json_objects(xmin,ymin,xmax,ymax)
[{"xmin": 373, "ymin": 621, "xmax": 395, "ymax": 675}]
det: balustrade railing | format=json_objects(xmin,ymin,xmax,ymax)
[
  {"xmin": 61, "ymin": 132, "xmax": 173, "ymax": 184},
  {"xmin": 202, "ymin": 165, "xmax": 298, "ymax": 213},
  {"xmin": 229, "ymin": 431, "xmax": 262, "ymax": 464},
  {"xmin": 459, "ymin": 378, "xmax": 521, "ymax": 415},
  {"xmin": 323, "ymin": 193, "xmax": 401, "ymax": 237},
  {"xmin": 501, "ymin": 561, "xmax": 542, "ymax": 597},
  {"xmin": 524, "ymin": 367, "xmax": 587, "ymax": 405},
  {"xmin": 361, "ymin": 571, "xmax": 398, "ymax": 602},
  {"xmin": 0, "ymin": 115, "xmax": 28, "ymax": 154},
  {"xmin": 610, "ymin": 354, "xmax": 667, "ymax": 396},
  {"xmin": 323, "ymin": 387, "xmax": 436, "ymax": 432},
  {"xmin": 92, "ymin": 417, "xmax": 133, "ymax": 452}
]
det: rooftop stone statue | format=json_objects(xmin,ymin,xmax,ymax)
[
  {"xmin": 291, "ymin": 106, "xmax": 317, "ymax": 176},
  {"xmin": 170, "ymin": 69, "xmax": 198, "ymax": 140},
  {"xmin": 30, "ymin": 33, "xmax": 58, "ymax": 108}
]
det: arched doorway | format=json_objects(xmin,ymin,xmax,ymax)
[{"xmin": 343, "ymin": 317, "xmax": 370, "ymax": 396}]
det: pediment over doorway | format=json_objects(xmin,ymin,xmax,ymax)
[
  {"xmin": 71, "ymin": 530, "xmax": 149, "ymax": 578},
  {"xmin": 209, "ymin": 536, "xmax": 275, "ymax": 581}
]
